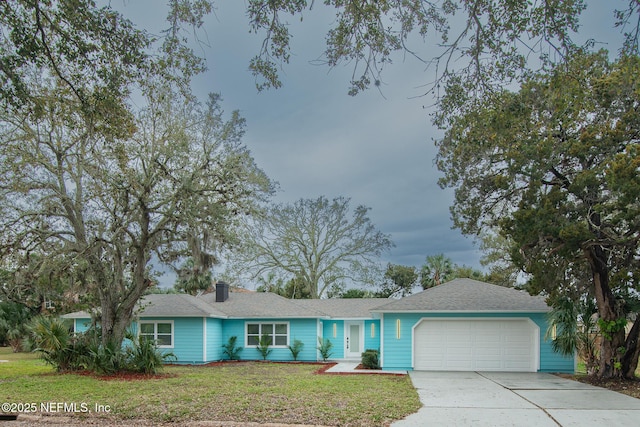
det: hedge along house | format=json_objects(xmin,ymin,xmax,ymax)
[{"xmin": 63, "ymin": 279, "xmax": 575, "ymax": 372}]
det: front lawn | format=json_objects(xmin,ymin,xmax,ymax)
[{"xmin": 0, "ymin": 348, "xmax": 420, "ymax": 426}]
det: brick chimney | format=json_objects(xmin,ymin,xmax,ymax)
[{"xmin": 215, "ymin": 281, "xmax": 229, "ymax": 302}]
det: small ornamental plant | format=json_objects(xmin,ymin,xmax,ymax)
[
  {"xmin": 288, "ymin": 339, "xmax": 304, "ymax": 361},
  {"xmin": 257, "ymin": 335, "xmax": 272, "ymax": 360},
  {"xmin": 361, "ymin": 349, "xmax": 380, "ymax": 369},
  {"xmin": 222, "ymin": 336, "xmax": 242, "ymax": 360},
  {"xmin": 317, "ymin": 337, "xmax": 333, "ymax": 361}
]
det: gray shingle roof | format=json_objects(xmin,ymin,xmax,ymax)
[
  {"xmin": 136, "ymin": 293, "xmax": 227, "ymax": 317},
  {"xmin": 64, "ymin": 279, "xmax": 549, "ymax": 320},
  {"xmin": 62, "ymin": 293, "xmax": 229, "ymax": 319},
  {"xmin": 295, "ymin": 298, "xmax": 390, "ymax": 318},
  {"xmin": 199, "ymin": 292, "xmax": 327, "ymax": 318},
  {"xmin": 372, "ymin": 278, "xmax": 550, "ymax": 312}
]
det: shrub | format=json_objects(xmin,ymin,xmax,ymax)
[
  {"xmin": 27, "ymin": 316, "xmax": 79, "ymax": 372},
  {"xmin": 222, "ymin": 336, "xmax": 243, "ymax": 360},
  {"xmin": 128, "ymin": 335, "xmax": 177, "ymax": 374},
  {"xmin": 82, "ymin": 339, "xmax": 130, "ymax": 375},
  {"xmin": 27, "ymin": 316, "xmax": 175, "ymax": 375},
  {"xmin": 317, "ymin": 337, "xmax": 333, "ymax": 361},
  {"xmin": 257, "ymin": 335, "xmax": 272, "ymax": 360},
  {"xmin": 361, "ymin": 349, "xmax": 379, "ymax": 369},
  {"xmin": 288, "ymin": 339, "xmax": 304, "ymax": 361}
]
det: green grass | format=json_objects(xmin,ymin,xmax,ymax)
[
  {"xmin": 0, "ymin": 348, "xmax": 420, "ymax": 426},
  {"xmin": 0, "ymin": 347, "xmax": 51, "ymax": 377}
]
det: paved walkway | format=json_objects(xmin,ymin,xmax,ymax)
[
  {"xmin": 392, "ymin": 371, "xmax": 640, "ymax": 426},
  {"xmin": 324, "ymin": 361, "xmax": 407, "ymax": 375}
]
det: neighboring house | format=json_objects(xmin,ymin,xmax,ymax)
[{"xmin": 63, "ymin": 278, "xmax": 575, "ymax": 373}]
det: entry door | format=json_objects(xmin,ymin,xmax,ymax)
[{"xmin": 345, "ymin": 321, "xmax": 363, "ymax": 359}]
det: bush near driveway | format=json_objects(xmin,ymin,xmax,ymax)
[{"xmin": 0, "ymin": 348, "xmax": 420, "ymax": 426}]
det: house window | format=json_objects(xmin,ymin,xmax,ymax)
[
  {"xmin": 139, "ymin": 321, "xmax": 174, "ymax": 348},
  {"xmin": 371, "ymin": 322, "xmax": 376, "ymax": 338},
  {"xmin": 246, "ymin": 322, "xmax": 289, "ymax": 347}
]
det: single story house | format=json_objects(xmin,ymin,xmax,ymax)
[{"xmin": 63, "ymin": 278, "xmax": 575, "ymax": 372}]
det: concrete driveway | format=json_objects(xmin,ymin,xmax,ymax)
[{"xmin": 392, "ymin": 371, "xmax": 640, "ymax": 426}]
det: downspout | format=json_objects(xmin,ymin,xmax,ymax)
[{"xmin": 380, "ymin": 313, "xmax": 385, "ymax": 369}]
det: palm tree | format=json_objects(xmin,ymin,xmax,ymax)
[
  {"xmin": 420, "ymin": 254, "xmax": 453, "ymax": 289},
  {"xmin": 546, "ymin": 297, "xmax": 599, "ymax": 375}
]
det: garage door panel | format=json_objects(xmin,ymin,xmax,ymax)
[
  {"xmin": 475, "ymin": 359, "xmax": 502, "ymax": 370},
  {"xmin": 414, "ymin": 319, "xmax": 537, "ymax": 372},
  {"xmin": 447, "ymin": 360, "xmax": 474, "ymax": 370}
]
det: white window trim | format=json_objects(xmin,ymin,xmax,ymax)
[
  {"xmin": 139, "ymin": 320, "xmax": 175, "ymax": 349},
  {"xmin": 245, "ymin": 321, "xmax": 290, "ymax": 348}
]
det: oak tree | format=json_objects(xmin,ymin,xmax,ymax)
[
  {"xmin": 245, "ymin": 1, "xmax": 639, "ymax": 97},
  {"xmin": 235, "ymin": 196, "xmax": 393, "ymax": 298},
  {"xmin": 377, "ymin": 263, "xmax": 417, "ymax": 298},
  {"xmin": 435, "ymin": 51, "xmax": 640, "ymax": 378},
  {"xmin": 1, "ymin": 0, "xmax": 271, "ymax": 350}
]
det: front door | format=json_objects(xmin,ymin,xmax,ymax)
[{"xmin": 345, "ymin": 321, "xmax": 363, "ymax": 359}]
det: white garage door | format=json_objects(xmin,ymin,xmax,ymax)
[{"xmin": 413, "ymin": 319, "xmax": 538, "ymax": 372}]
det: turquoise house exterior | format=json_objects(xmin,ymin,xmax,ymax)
[{"xmin": 64, "ymin": 279, "xmax": 574, "ymax": 373}]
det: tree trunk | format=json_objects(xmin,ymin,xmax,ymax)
[
  {"xmin": 622, "ymin": 317, "xmax": 640, "ymax": 379},
  {"xmin": 585, "ymin": 246, "xmax": 626, "ymax": 378},
  {"xmin": 98, "ymin": 285, "xmax": 143, "ymax": 348},
  {"xmin": 89, "ymin": 250, "xmax": 139, "ymax": 348},
  {"xmin": 99, "ymin": 289, "xmax": 117, "ymax": 347}
]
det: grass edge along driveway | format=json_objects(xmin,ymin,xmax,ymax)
[{"xmin": 0, "ymin": 349, "xmax": 420, "ymax": 426}]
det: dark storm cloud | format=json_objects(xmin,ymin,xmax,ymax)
[{"xmin": 110, "ymin": 1, "xmax": 623, "ymax": 288}]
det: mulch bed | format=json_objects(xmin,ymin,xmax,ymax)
[
  {"xmin": 66, "ymin": 360, "xmax": 400, "ymax": 380},
  {"xmin": 73, "ymin": 370, "xmax": 176, "ymax": 381},
  {"xmin": 354, "ymin": 363, "xmax": 380, "ymax": 370},
  {"xmin": 198, "ymin": 359, "xmax": 339, "ymax": 374}
]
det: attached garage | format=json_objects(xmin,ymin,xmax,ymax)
[
  {"xmin": 413, "ymin": 318, "xmax": 539, "ymax": 372},
  {"xmin": 373, "ymin": 279, "xmax": 575, "ymax": 373}
]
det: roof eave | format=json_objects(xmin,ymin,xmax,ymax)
[
  {"xmin": 61, "ymin": 312, "xmax": 92, "ymax": 319},
  {"xmin": 225, "ymin": 315, "xmax": 325, "ymax": 319},
  {"xmin": 322, "ymin": 316, "xmax": 375, "ymax": 320},
  {"xmin": 136, "ymin": 313, "xmax": 228, "ymax": 319},
  {"xmin": 371, "ymin": 309, "xmax": 550, "ymax": 314},
  {"xmin": 63, "ymin": 312, "xmax": 229, "ymax": 319}
]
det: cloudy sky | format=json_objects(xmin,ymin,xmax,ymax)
[{"xmin": 112, "ymin": 1, "xmax": 623, "ymax": 287}]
